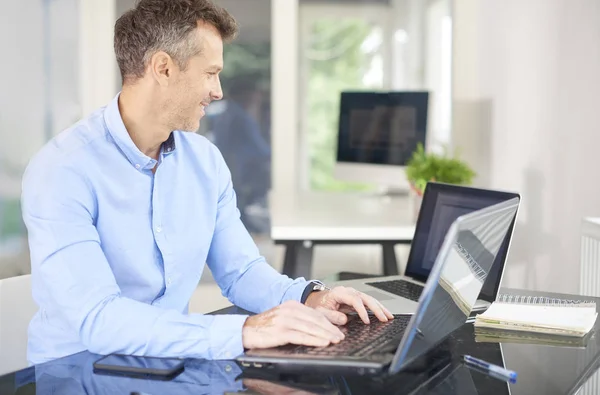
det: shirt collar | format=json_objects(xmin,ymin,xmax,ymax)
[
  {"xmin": 103, "ymin": 93, "xmax": 177, "ymax": 171},
  {"xmin": 162, "ymin": 131, "xmax": 176, "ymax": 155}
]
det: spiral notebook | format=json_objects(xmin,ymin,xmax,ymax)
[
  {"xmin": 474, "ymin": 293, "xmax": 598, "ymax": 337},
  {"xmin": 474, "ymin": 327, "xmax": 592, "ymax": 348}
]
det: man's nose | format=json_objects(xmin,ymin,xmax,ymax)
[{"xmin": 212, "ymin": 78, "xmax": 223, "ymax": 100}]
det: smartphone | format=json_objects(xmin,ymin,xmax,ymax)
[{"xmin": 93, "ymin": 354, "xmax": 185, "ymax": 380}]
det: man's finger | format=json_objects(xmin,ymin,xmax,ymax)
[
  {"xmin": 317, "ymin": 307, "xmax": 348, "ymax": 325},
  {"xmin": 284, "ymin": 329, "xmax": 331, "ymax": 347},
  {"xmin": 332, "ymin": 287, "xmax": 370, "ymax": 324},
  {"xmin": 283, "ymin": 316, "xmax": 343, "ymax": 343},
  {"xmin": 289, "ymin": 302, "xmax": 345, "ymax": 338},
  {"xmin": 359, "ymin": 292, "xmax": 390, "ymax": 322},
  {"xmin": 349, "ymin": 292, "xmax": 371, "ymax": 324},
  {"xmin": 377, "ymin": 299, "xmax": 394, "ymax": 320}
]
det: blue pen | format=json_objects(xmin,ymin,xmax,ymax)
[{"xmin": 463, "ymin": 355, "xmax": 517, "ymax": 383}]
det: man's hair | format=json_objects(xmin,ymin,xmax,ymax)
[{"xmin": 114, "ymin": 0, "xmax": 238, "ymax": 83}]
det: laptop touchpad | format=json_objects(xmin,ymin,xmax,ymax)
[{"xmin": 363, "ymin": 290, "xmax": 395, "ymax": 301}]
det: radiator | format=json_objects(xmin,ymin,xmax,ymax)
[
  {"xmin": 580, "ymin": 218, "xmax": 600, "ymax": 297},
  {"xmin": 577, "ymin": 218, "xmax": 600, "ymax": 395}
]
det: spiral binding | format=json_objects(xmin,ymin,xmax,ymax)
[
  {"xmin": 455, "ymin": 241, "xmax": 487, "ymax": 283},
  {"xmin": 496, "ymin": 293, "xmax": 597, "ymax": 307}
]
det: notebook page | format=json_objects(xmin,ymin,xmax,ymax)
[
  {"xmin": 477, "ymin": 303, "xmax": 598, "ymax": 332},
  {"xmin": 439, "ymin": 247, "xmax": 483, "ymax": 314}
]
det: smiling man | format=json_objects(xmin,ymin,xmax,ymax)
[{"xmin": 21, "ymin": 0, "xmax": 392, "ymax": 365}]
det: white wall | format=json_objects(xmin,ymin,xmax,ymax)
[{"xmin": 453, "ymin": 0, "xmax": 600, "ymax": 293}]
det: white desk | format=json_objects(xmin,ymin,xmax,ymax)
[{"xmin": 269, "ymin": 191, "xmax": 417, "ymax": 279}]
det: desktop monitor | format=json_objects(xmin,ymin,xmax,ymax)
[{"xmin": 334, "ymin": 91, "xmax": 429, "ymax": 190}]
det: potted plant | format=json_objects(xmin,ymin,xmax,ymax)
[{"xmin": 405, "ymin": 144, "xmax": 476, "ymax": 216}]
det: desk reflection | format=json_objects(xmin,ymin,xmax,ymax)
[
  {"xmin": 13, "ymin": 352, "xmax": 243, "ymax": 395},
  {"xmin": 4, "ymin": 339, "xmax": 516, "ymax": 395},
  {"xmin": 239, "ymin": 337, "xmax": 510, "ymax": 395}
]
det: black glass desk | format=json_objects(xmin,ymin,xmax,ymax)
[{"xmin": 1, "ymin": 288, "xmax": 599, "ymax": 395}]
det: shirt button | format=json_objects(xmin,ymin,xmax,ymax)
[
  {"xmin": 135, "ymin": 164, "xmax": 140, "ymax": 169},
  {"xmin": 156, "ymin": 226, "xmax": 162, "ymax": 233},
  {"xmin": 167, "ymin": 278, "xmax": 172, "ymax": 285},
  {"xmin": 225, "ymin": 364, "xmax": 232, "ymax": 372}
]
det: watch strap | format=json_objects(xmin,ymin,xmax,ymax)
[{"xmin": 300, "ymin": 280, "xmax": 330, "ymax": 304}]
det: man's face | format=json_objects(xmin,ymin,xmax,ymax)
[{"xmin": 166, "ymin": 22, "xmax": 224, "ymax": 132}]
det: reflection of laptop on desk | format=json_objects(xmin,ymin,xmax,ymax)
[
  {"xmin": 237, "ymin": 198, "xmax": 519, "ymax": 376},
  {"xmin": 331, "ymin": 182, "xmax": 521, "ymax": 314}
]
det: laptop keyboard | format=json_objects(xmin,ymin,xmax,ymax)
[
  {"xmin": 277, "ymin": 314, "xmax": 411, "ymax": 357},
  {"xmin": 366, "ymin": 279, "xmax": 424, "ymax": 302}
]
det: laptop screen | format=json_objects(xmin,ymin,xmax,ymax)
[
  {"xmin": 391, "ymin": 198, "xmax": 519, "ymax": 374},
  {"xmin": 404, "ymin": 183, "xmax": 520, "ymax": 302}
]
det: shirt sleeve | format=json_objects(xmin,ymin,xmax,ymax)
[
  {"xmin": 22, "ymin": 162, "xmax": 247, "ymax": 360},
  {"xmin": 206, "ymin": 146, "xmax": 310, "ymax": 313}
]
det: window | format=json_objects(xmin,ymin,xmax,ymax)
[
  {"xmin": 203, "ymin": 0, "xmax": 273, "ymax": 235},
  {"xmin": 0, "ymin": 0, "xmax": 80, "ymax": 278},
  {"xmin": 299, "ymin": 3, "xmax": 389, "ymax": 191},
  {"xmin": 298, "ymin": 0, "xmax": 453, "ymax": 191}
]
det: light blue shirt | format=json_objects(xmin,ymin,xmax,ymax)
[{"xmin": 21, "ymin": 93, "xmax": 309, "ymax": 365}]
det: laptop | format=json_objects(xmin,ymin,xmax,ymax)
[
  {"xmin": 331, "ymin": 182, "xmax": 521, "ymax": 314},
  {"xmin": 236, "ymin": 197, "xmax": 519, "ymax": 376}
]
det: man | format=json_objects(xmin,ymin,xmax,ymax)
[{"xmin": 21, "ymin": 0, "xmax": 392, "ymax": 365}]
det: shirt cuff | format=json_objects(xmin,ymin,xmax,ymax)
[
  {"xmin": 208, "ymin": 314, "xmax": 249, "ymax": 359},
  {"xmin": 281, "ymin": 278, "xmax": 313, "ymax": 304}
]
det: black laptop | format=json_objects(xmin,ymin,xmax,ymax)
[
  {"xmin": 329, "ymin": 182, "xmax": 520, "ymax": 314},
  {"xmin": 236, "ymin": 198, "xmax": 519, "ymax": 375}
]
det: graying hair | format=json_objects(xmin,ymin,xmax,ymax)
[{"xmin": 114, "ymin": 0, "xmax": 238, "ymax": 84}]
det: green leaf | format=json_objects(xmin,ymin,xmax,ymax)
[{"xmin": 405, "ymin": 143, "xmax": 476, "ymax": 194}]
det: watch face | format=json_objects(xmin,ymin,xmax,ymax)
[{"xmin": 312, "ymin": 281, "xmax": 329, "ymax": 292}]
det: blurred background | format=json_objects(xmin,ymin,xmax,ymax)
[{"xmin": 1, "ymin": 0, "xmax": 600, "ymax": 310}]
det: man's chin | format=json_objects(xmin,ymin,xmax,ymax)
[{"xmin": 178, "ymin": 119, "xmax": 201, "ymax": 133}]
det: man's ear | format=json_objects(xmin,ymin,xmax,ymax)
[{"xmin": 149, "ymin": 51, "xmax": 175, "ymax": 86}]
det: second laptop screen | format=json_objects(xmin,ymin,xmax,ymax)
[{"xmin": 404, "ymin": 184, "xmax": 519, "ymax": 302}]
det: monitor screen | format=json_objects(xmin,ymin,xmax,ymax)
[
  {"xmin": 404, "ymin": 183, "xmax": 520, "ymax": 302},
  {"xmin": 336, "ymin": 91, "xmax": 429, "ymax": 166}
]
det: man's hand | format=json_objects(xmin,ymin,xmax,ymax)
[
  {"xmin": 242, "ymin": 300, "xmax": 345, "ymax": 349},
  {"xmin": 305, "ymin": 286, "xmax": 394, "ymax": 325}
]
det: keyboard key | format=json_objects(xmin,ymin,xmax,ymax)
[{"xmin": 277, "ymin": 314, "xmax": 411, "ymax": 357}]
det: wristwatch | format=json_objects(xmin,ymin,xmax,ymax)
[{"xmin": 301, "ymin": 280, "xmax": 330, "ymax": 304}]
